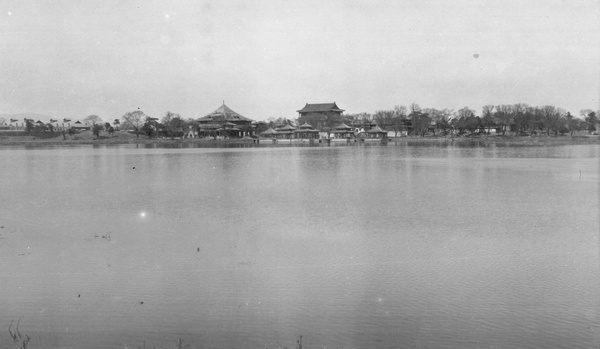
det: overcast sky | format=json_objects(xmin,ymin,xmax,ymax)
[{"xmin": 1, "ymin": 0, "xmax": 599, "ymax": 122}]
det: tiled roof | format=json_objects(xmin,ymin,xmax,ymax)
[
  {"xmin": 261, "ymin": 128, "xmax": 278, "ymax": 135},
  {"xmin": 297, "ymin": 102, "xmax": 344, "ymax": 113},
  {"xmin": 198, "ymin": 123, "xmax": 221, "ymax": 129},
  {"xmin": 197, "ymin": 103, "xmax": 253, "ymax": 123},
  {"xmin": 367, "ymin": 126, "xmax": 386, "ymax": 133},
  {"xmin": 294, "ymin": 128, "xmax": 319, "ymax": 133},
  {"xmin": 334, "ymin": 123, "xmax": 353, "ymax": 130},
  {"xmin": 277, "ymin": 124, "xmax": 296, "ymax": 131}
]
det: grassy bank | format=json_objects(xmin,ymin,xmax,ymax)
[
  {"xmin": 0, "ymin": 130, "xmax": 260, "ymax": 146},
  {"xmin": 0, "ymin": 130, "xmax": 598, "ymax": 146},
  {"xmin": 388, "ymin": 133, "xmax": 600, "ymax": 145}
]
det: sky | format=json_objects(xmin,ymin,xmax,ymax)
[{"xmin": 1, "ymin": 0, "xmax": 599, "ymax": 122}]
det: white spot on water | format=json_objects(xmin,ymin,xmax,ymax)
[
  {"xmin": 8, "ymin": 11, "xmax": 12, "ymax": 16},
  {"xmin": 140, "ymin": 212, "xmax": 146, "ymax": 218}
]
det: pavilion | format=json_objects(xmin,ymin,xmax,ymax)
[
  {"xmin": 293, "ymin": 122, "xmax": 320, "ymax": 139},
  {"xmin": 331, "ymin": 122, "xmax": 355, "ymax": 139},
  {"xmin": 196, "ymin": 102, "xmax": 255, "ymax": 137}
]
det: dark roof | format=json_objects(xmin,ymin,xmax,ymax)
[
  {"xmin": 334, "ymin": 123, "xmax": 353, "ymax": 130},
  {"xmin": 198, "ymin": 123, "xmax": 221, "ymax": 129},
  {"xmin": 297, "ymin": 102, "xmax": 344, "ymax": 113},
  {"xmin": 197, "ymin": 103, "xmax": 253, "ymax": 123},
  {"xmin": 261, "ymin": 128, "xmax": 278, "ymax": 135},
  {"xmin": 277, "ymin": 124, "xmax": 296, "ymax": 131},
  {"xmin": 294, "ymin": 129, "xmax": 319, "ymax": 133},
  {"xmin": 299, "ymin": 122, "xmax": 314, "ymax": 129},
  {"xmin": 367, "ymin": 126, "xmax": 386, "ymax": 133}
]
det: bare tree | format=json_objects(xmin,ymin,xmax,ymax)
[
  {"xmin": 456, "ymin": 107, "xmax": 478, "ymax": 135},
  {"xmin": 584, "ymin": 111, "xmax": 597, "ymax": 133},
  {"xmin": 161, "ymin": 111, "xmax": 185, "ymax": 139},
  {"xmin": 122, "ymin": 110, "xmax": 146, "ymax": 137},
  {"xmin": 481, "ymin": 105, "xmax": 496, "ymax": 134},
  {"xmin": 541, "ymin": 105, "xmax": 565, "ymax": 135},
  {"xmin": 564, "ymin": 112, "xmax": 579, "ymax": 136},
  {"xmin": 512, "ymin": 103, "xmax": 529, "ymax": 135},
  {"xmin": 495, "ymin": 105, "xmax": 513, "ymax": 135},
  {"xmin": 373, "ymin": 110, "xmax": 393, "ymax": 129},
  {"xmin": 423, "ymin": 108, "xmax": 453, "ymax": 135},
  {"xmin": 83, "ymin": 114, "xmax": 103, "ymax": 125},
  {"xmin": 390, "ymin": 105, "xmax": 408, "ymax": 136},
  {"xmin": 409, "ymin": 103, "xmax": 421, "ymax": 114}
]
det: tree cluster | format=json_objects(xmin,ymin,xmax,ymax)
[
  {"xmin": 120, "ymin": 110, "xmax": 192, "ymax": 139},
  {"xmin": 331, "ymin": 104, "xmax": 599, "ymax": 137}
]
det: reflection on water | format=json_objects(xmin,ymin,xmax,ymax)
[{"xmin": 0, "ymin": 143, "xmax": 599, "ymax": 349}]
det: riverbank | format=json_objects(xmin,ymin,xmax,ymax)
[
  {"xmin": 389, "ymin": 133, "xmax": 600, "ymax": 146},
  {"xmin": 0, "ymin": 130, "xmax": 598, "ymax": 146}
]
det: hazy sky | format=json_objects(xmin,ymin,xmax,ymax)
[{"xmin": 1, "ymin": 0, "xmax": 599, "ymax": 122}]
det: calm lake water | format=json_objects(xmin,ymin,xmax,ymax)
[{"xmin": 1, "ymin": 142, "xmax": 599, "ymax": 349}]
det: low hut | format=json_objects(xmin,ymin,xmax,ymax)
[
  {"xmin": 367, "ymin": 125, "xmax": 388, "ymax": 139},
  {"xmin": 260, "ymin": 128, "xmax": 278, "ymax": 139},
  {"xmin": 197, "ymin": 123, "xmax": 220, "ymax": 138},
  {"xmin": 275, "ymin": 124, "xmax": 296, "ymax": 139},
  {"xmin": 72, "ymin": 120, "xmax": 91, "ymax": 130},
  {"xmin": 331, "ymin": 123, "xmax": 354, "ymax": 139}
]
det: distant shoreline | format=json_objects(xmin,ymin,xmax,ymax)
[{"xmin": 0, "ymin": 130, "xmax": 598, "ymax": 147}]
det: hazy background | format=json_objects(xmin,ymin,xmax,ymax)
[{"xmin": 1, "ymin": 0, "xmax": 599, "ymax": 121}]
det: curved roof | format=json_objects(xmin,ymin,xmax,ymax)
[
  {"xmin": 294, "ymin": 128, "xmax": 319, "ymax": 133},
  {"xmin": 277, "ymin": 124, "xmax": 296, "ymax": 131},
  {"xmin": 335, "ymin": 123, "xmax": 353, "ymax": 130},
  {"xmin": 297, "ymin": 102, "xmax": 344, "ymax": 113},
  {"xmin": 197, "ymin": 103, "xmax": 253, "ymax": 123},
  {"xmin": 198, "ymin": 123, "xmax": 221, "ymax": 129},
  {"xmin": 367, "ymin": 126, "xmax": 386, "ymax": 133},
  {"xmin": 261, "ymin": 128, "xmax": 278, "ymax": 135}
]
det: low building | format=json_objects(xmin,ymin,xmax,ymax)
[
  {"xmin": 331, "ymin": 122, "xmax": 355, "ymax": 139},
  {"xmin": 293, "ymin": 122, "xmax": 320, "ymax": 139},
  {"xmin": 275, "ymin": 124, "xmax": 295, "ymax": 139},
  {"xmin": 366, "ymin": 125, "xmax": 387, "ymax": 139},
  {"xmin": 260, "ymin": 127, "xmax": 278, "ymax": 139},
  {"xmin": 72, "ymin": 120, "xmax": 91, "ymax": 130}
]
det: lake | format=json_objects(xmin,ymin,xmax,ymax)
[{"xmin": 0, "ymin": 142, "xmax": 599, "ymax": 349}]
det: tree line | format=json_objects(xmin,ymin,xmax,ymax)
[
  {"xmin": 269, "ymin": 103, "xmax": 599, "ymax": 137},
  {"xmin": 354, "ymin": 104, "xmax": 599, "ymax": 137},
  {"xmin": 13, "ymin": 103, "xmax": 600, "ymax": 139}
]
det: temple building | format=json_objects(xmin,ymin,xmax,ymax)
[
  {"xmin": 296, "ymin": 102, "xmax": 344, "ymax": 130},
  {"xmin": 196, "ymin": 102, "xmax": 255, "ymax": 137}
]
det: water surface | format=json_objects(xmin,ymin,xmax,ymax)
[{"xmin": 0, "ymin": 143, "xmax": 598, "ymax": 348}]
